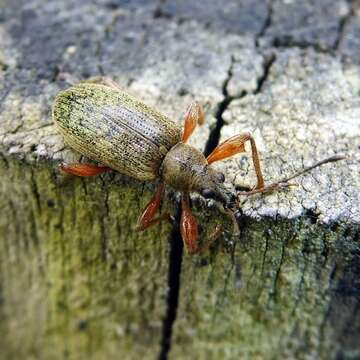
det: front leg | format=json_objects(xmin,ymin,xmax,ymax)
[
  {"xmin": 180, "ymin": 195, "xmax": 227, "ymax": 254},
  {"xmin": 206, "ymin": 132, "xmax": 265, "ymax": 189},
  {"xmin": 180, "ymin": 193, "xmax": 199, "ymax": 254}
]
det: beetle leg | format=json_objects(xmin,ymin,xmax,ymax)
[
  {"xmin": 138, "ymin": 183, "xmax": 166, "ymax": 230},
  {"xmin": 206, "ymin": 132, "xmax": 265, "ymax": 189},
  {"xmin": 59, "ymin": 162, "xmax": 111, "ymax": 176},
  {"xmin": 180, "ymin": 193, "xmax": 199, "ymax": 254},
  {"xmin": 182, "ymin": 102, "xmax": 205, "ymax": 142},
  {"xmin": 138, "ymin": 213, "xmax": 173, "ymax": 230}
]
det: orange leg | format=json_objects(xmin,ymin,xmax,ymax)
[
  {"xmin": 182, "ymin": 101, "xmax": 205, "ymax": 142},
  {"xmin": 180, "ymin": 194, "xmax": 199, "ymax": 254},
  {"xmin": 206, "ymin": 132, "xmax": 265, "ymax": 189},
  {"xmin": 180, "ymin": 195, "xmax": 224, "ymax": 254},
  {"xmin": 138, "ymin": 212, "xmax": 172, "ymax": 230},
  {"xmin": 138, "ymin": 183, "xmax": 166, "ymax": 231},
  {"xmin": 59, "ymin": 163, "xmax": 111, "ymax": 177}
]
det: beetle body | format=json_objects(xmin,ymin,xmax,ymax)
[
  {"xmin": 53, "ymin": 83, "xmax": 181, "ymax": 181},
  {"xmin": 53, "ymin": 78, "xmax": 266, "ymax": 253}
]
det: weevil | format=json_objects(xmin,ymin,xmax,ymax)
[{"xmin": 53, "ymin": 77, "xmax": 341, "ymax": 254}]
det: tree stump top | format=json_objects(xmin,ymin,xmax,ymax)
[{"xmin": 0, "ymin": 1, "xmax": 359, "ymax": 359}]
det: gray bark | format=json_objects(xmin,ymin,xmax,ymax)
[{"xmin": 0, "ymin": 1, "xmax": 359, "ymax": 359}]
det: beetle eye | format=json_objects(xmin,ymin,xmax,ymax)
[
  {"xmin": 217, "ymin": 172, "xmax": 225, "ymax": 183},
  {"xmin": 202, "ymin": 189, "xmax": 216, "ymax": 199}
]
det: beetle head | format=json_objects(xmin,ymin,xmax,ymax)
[
  {"xmin": 161, "ymin": 143, "xmax": 235, "ymax": 208},
  {"xmin": 198, "ymin": 165, "xmax": 236, "ymax": 209}
]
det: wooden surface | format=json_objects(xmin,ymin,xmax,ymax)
[{"xmin": 0, "ymin": 1, "xmax": 359, "ymax": 359}]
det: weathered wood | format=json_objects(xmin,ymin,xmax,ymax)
[
  {"xmin": 0, "ymin": 1, "xmax": 359, "ymax": 359},
  {"xmin": 0, "ymin": 159, "xmax": 172, "ymax": 360}
]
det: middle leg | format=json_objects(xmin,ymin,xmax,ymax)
[{"xmin": 138, "ymin": 183, "xmax": 167, "ymax": 231}]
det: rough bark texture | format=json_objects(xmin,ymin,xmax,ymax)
[{"xmin": 0, "ymin": 1, "xmax": 359, "ymax": 359}]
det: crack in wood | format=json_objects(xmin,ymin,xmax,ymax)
[
  {"xmin": 254, "ymin": 53, "xmax": 276, "ymax": 95},
  {"xmin": 256, "ymin": 0, "xmax": 273, "ymax": 44},
  {"xmin": 333, "ymin": 0, "xmax": 355, "ymax": 51},
  {"xmin": 204, "ymin": 48, "xmax": 277, "ymax": 159},
  {"xmin": 204, "ymin": 56, "xmax": 236, "ymax": 157},
  {"xmin": 158, "ymin": 203, "xmax": 183, "ymax": 360}
]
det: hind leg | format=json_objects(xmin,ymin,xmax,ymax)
[{"xmin": 59, "ymin": 163, "xmax": 111, "ymax": 177}]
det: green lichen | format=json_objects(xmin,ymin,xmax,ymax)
[
  {"xmin": 171, "ymin": 217, "xmax": 358, "ymax": 360},
  {"xmin": 0, "ymin": 157, "xmax": 358, "ymax": 360},
  {"xmin": 0, "ymin": 158, "xmax": 171, "ymax": 360}
]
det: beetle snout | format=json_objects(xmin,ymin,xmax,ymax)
[
  {"xmin": 223, "ymin": 192, "xmax": 236, "ymax": 209},
  {"xmin": 201, "ymin": 185, "xmax": 236, "ymax": 210}
]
